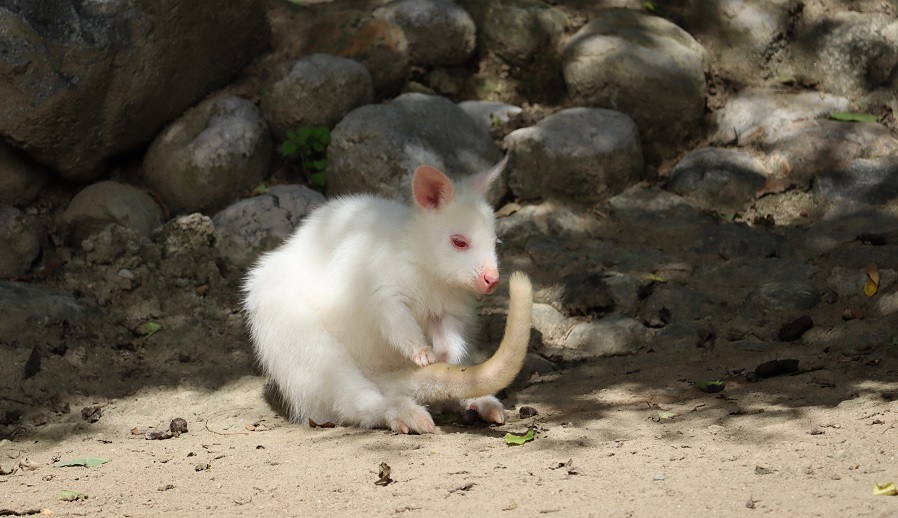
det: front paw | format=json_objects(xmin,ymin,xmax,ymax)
[{"xmin": 412, "ymin": 347, "xmax": 438, "ymax": 367}]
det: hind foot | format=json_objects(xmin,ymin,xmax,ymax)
[
  {"xmin": 384, "ymin": 397, "xmax": 435, "ymax": 434},
  {"xmin": 463, "ymin": 396, "xmax": 506, "ymax": 424}
]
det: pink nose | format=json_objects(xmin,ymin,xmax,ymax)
[{"xmin": 482, "ymin": 272, "xmax": 499, "ymax": 293}]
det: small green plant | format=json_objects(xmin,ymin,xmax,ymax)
[{"xmin": 280, "ymin": 126, "xmax": 331, "ymax": 191}]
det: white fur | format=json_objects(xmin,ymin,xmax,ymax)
[{"xmin": 243, "ymin": 159, "xmax": 509, "ymax": 433}]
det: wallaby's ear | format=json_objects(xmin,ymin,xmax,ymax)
[
  {"xmin": 466, "ymin": 155, "xmax": 508, "ymax": 195},
  {"xmin": 412, "ymin": 165, "xmax": 455, "ymax": 210}
]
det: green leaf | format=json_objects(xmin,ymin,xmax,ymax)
[
  {"xmin": 138, "ymin": 321, "xmax": 162, "ymax": 337},
  {"xmin": 310, "ymin": 159, "xmax": 328, "ymax": 171},
  {"xmin": 55, "ymin": 458, "xmax": 110, "ymax": 468},
  {"xmin": 280, "ymin": 141, "xmax": 298, "ymax": 156},
  {"xmin": 697, "ymin": 380, "xmax": 726, "ymax": 393},
  {"xmin": 58, "ymin": 490, "xmax": 89, "ymax": 501},
  {"xmin": 252, "ymin": 184, "xmax": 270, "ymax": 195},
  {"xmin": 310, "ymin": 171, "xmax": 327, "ymax": 189},
  {"xmin": 504, "ymin": 425, "xmax": 535, "ymax": 446},
  {"xmin": 829, "ymin": 111, "xmax": 878, "ymax": 123}
]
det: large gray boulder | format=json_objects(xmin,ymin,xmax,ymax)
[
  {"xmin": 375, "ymin": 0, "xmax": 477, "ymax": 67},
  {"xmin": 504, "ymin": 108, "xmax": 644, "ymax": 204},
  {"xmin": 60, "ymin": 181, "xmax": 164, "ymax": 245},
  {"xmin": 562, "ymin": 9, "xmax": 709, "ymax": 161},
  {"xmin": 0, "ymin": 0, "xmax": 269, "ymax": 182},
  {"xmin": 143, "ymin": 96, "xmax": 272, "ymax": 216},
  {"xmin": 327, "ymin": 93, "xmax": 504, "ymax": 201},
  {"xmin": 457, "ymin": 0, "xmax": 568, "ymax": 66},
  {"xmin": 260, "ymin": 54, "xmax": 374, "ymax": 142}
]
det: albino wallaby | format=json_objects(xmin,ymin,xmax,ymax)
[{"xmin": 242, "ymin": 157, "xmax": 532, "ymax": 434}]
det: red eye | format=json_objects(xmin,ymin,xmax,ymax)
[{"xmin": 451, "ymin": 234, "xmax": 469, "ymax": 249}]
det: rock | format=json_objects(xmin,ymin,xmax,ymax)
[
  {"xmin": 213, "ymin": 185, "xmax": 325, "ymax": 271},
  {"xmin": 375, "ymin": 0, "xmax": 476, "ymax": 67},
  {"xmin": 763, "ymin": 121, "xmax": 898, "ymax": 184},
  {"xmin": 0, "ymin": 205, "xmax": 41, "ymax": 278},
  {"xmin": 814, "ymin": 158, "xmax": 898, "ymax": 209},
  {"xmin": 677, "ymin": 0, "xmax": 797, "ymax": 85},
  {"xmin": 0, "ymin": 141, "xmax": 49, "ymax": 206},
  {"xmin": 745, "ymin": 282, "xmax": 820, "ymax": 311},
  {"xmin": 0, "ymin": 281, "xmax": 103, "ymax": 339},
  {"xmin": 305, "ymin": 11, "xmax": 409, "ymax": 98},
  {"xmin": 876, "ymin": 292, "xmax": 898, "ymax": 316},
  {"xmin": 457, "ymin": 0, "xmax": 567, "ymax": 66},
  {"xmin": 560, "ymin": 271, "xmax": 614, "ymax": 316},
  {"xmin": 687, "ymin": 222, "xmax": 783, "ymax": 260},
  {"xmin": 143, "ymin": 96, "xmax": 272, "ymax": 216},
  {"xmin": 640, "ymin": 286, "xmax": 714, "ymax": 325},
  {"xmin": 563, "ymin": 315, "xmax": 649, "ymax": 357},
  {"xmin": 260, "ymin": 54, "xmax": 373, "ymax": 142},
  {"xmin": 505, "ymin": 108, "xmax": 643, "ymax": 203},
  {"xmin": 696, "ymin": 257, "xmax": 818, "ymax": 304},
  {"xmin": 0, "ymin": 0, "xmax": 269, "ymax": 181},
  {"xmin": 603, "ymin": 272, "xmax": 642, "ymax": 315},
  {"xmin": 327, "ymin": 93, "xmax": 503, "ymax": 201},
  {"xmin": 60, "ymin": 181, "xmax": 164, "ymax": 245},
  {"xmin": 792, "ymin": 13, "xmax": 898, "ymax": 100},
  {"xmin": 562, "ymin": 9, "xmax": 709, "ymax": 161},
  {"xmin": 531, "ymin": 303, "xmax": 567, "ymax": 345},
  {"xmin": 710, "ymin": 88, "xmax": 850, "ymax": 145},
  {"xmin": 667, "ymin": 147, "xmax": 768, "ymax": 211},
  {"xmin": 458, "ymin": 100, "xmax": 522, "ymax": 134},
  {"xmin": 828, "ymin": 266, "xmax": 897, "ymax": 299}
]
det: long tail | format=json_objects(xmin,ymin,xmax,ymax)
[{"xmin": 393, "ymin": 272, "xmax": 533, "ymax": 402}]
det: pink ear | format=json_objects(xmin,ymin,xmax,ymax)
[
  {"xmin": 466, "ymin": 155, "xmax": 508, "ymax": 195},
  {"xmin": 412, "ymin": 165, "xmax": 454, "ymax": 209}
]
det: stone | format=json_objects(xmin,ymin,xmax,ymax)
[
  {"xmin": 60, "ymin": 181, "xmax": 164, "ymax": 245},
  {"xmin": 791, "ymin": 13, "xmax": 898, "ymax": 100},
  {"xmin": 563, "ymin": 315, "xmax": 649, "ymax": 357},
  {"xmin": 260, "ymin": 54, "xmax": 373, "ymax": 142},
  {"xmin": 763, "ymin": 121, "xmax": 898, "ymax": 184},
  {"xmin": 562, "ymin": 9, "xmax": 709, "ymax": 161},
  {"xmin": 327, "ymin": 93, "xmax": 503, "ymax": 202},
  {"xmin": 458, "ymin": 0, "xmax": 568, "ymax": 65},
  {"xmin": 0, "ymin": 0, "xmax": 269, "ymax": 181},
  {"xmin": 710, "ymin": 88, "xmax": 850, "ymax": 145},
  {"xmin": 0, "ymin": 281, "xmax": 103, "ymax": 339},
  {"xmin": 505, "ymin": 108, "xmax": 643, "ymax": 204},
  {"xmin": 306, "ymin": 11, "xmax": 409, "ymax": 98},
  {"xmin": 375, "ymin": 0, "xmax": 476, "ymax": 67},
  {"xmin": 0, "ymin": 204, "xmax": 41, "ymax": 278},
  {"xmin": 745, "ymin": 282, "xmax": 820, "ymax": 311},
  {"xmin": 667, "ymin": 147, "xmax": 768, "ymax": 211},
  {"xmin": 213, "ymin": 185, "xmax": 326, "ymax": 271},
  {"xmin": 814, "ymin": 158, "xmax": 898, "ymax": 209},
  {"xmin": 143, "ymin": 96, "xmax": 272, "ymax": 216},
  {"xmin": 0, "ymin": 141, "xmax": 49, "ymax": 207}
]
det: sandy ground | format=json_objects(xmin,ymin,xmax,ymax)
[{"xmin": 3, "ymin": 334, "xmax": 897, "ymax": 517}]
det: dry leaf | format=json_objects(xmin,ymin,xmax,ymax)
[
  {"xmin": 375, "ymin": 462, "xmax": 392, "ymax": 486},
  {"xmin": 865, "ymin": 263, "xmax": 880, "ymax": 297}
]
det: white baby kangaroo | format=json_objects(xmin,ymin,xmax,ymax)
[{"xmin": 243, "ymin": 157, "xmax": 533, "ymax": 434}]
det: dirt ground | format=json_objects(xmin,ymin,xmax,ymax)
[{"xmin": 3, "ymin": 328, "xmax": 897, "ymax": 516}]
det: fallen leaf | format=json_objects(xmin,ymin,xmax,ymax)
[
  {"xmin": 136, "ymin": 321, "xmax": 162, "ymax": 337},
  {"xmin": 57, "ymin": 490, "xmax": 88, "ymax": 502},
  {"xmin": 54, "ymin": 458, "xmax": 109, "ymax": 468},
  {"xmin": 697, "ymin": 380, "xmax": 726, "ymax": 393},
  {"xmin": 865, "ymin": 263, "xmax": 880, "ymax": 297},
  {"xmin": 375, "ymin": 462, "xmax": 392, "ymax": 486},
  {"xmin": 829, "ymin": 111, "xmax": 878, "ymax": 123},
  {"xmin": 504, "ymin": 425, "xmax": 536, "ymax": 446},
  {"xmin": 874, "ymin": 482, "xmax": 898, "ymax": 496}
]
